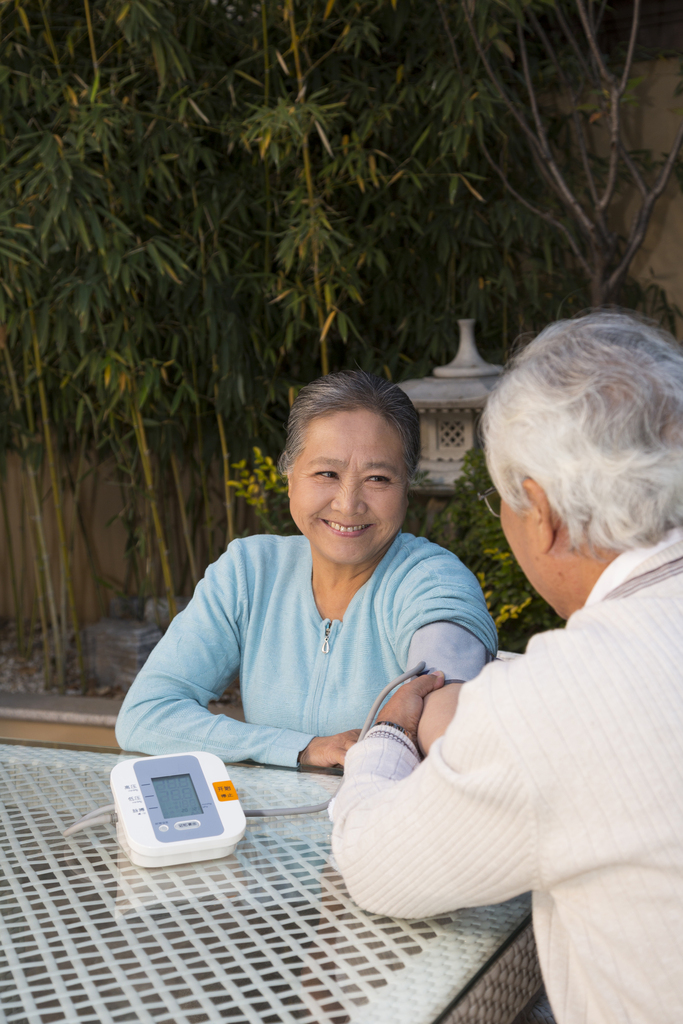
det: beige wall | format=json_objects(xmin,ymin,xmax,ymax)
[
  {"xmin": 0, "ymin": 453, "xmax": 128, "ymax": 625},
  {"xmin": 613, "ymin": 58, "xmax": 683, "ymax": 335},
  {"xmin": 0, "ymin": 452, "xmax": 253, "ymax": 627}
]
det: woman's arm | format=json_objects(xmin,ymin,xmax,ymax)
[
  {"xmin": 115, "ymin": 552, "xmax": 316, "ymax": 768},
  {"xmin": 115, "ymin": 664, "xmax": 316, "ymax": 767},
  {"xmin": 405, "ymin": 620, "xmax": 488, "ymax": 754},
  {"xmin": 417, "ymin": 684, "xmax": 462, "ymax": 756}
]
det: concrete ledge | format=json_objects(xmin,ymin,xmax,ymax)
[
  {"xmin": 0, "ymin": 693, "xmax": 123, "ymax": 728},
  {"xmin": 0, "ymin": 691, "xmax": 245, "ymax": 727}
]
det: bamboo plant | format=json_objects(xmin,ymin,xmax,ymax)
[{"xmin": 0, "ymin": 0, "xmax": 678, "ymax": 690}]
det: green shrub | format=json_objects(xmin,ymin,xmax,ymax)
[
  {"xmin": 428, "ymin": 449, "xmax": 564, "ymax": 653},
  {"xmin": 230, "ymin": 449, "xmax": 296, "ymax": 536}
]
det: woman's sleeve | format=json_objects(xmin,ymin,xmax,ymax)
[
  {"xmin": 390, "ymin": 542, "xmax": 498, "ymax": 664},
  {"xmin": 115, "ymin": 548, "xmax": 315, "ymax": 768}
]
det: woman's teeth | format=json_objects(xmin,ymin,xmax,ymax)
[{"xmin": 326, "ymin": 521, "xmax": 369, "ymax": 533}]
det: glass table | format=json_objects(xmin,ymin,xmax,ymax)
[{"xmin": 0, "ymin": 742, "xmax": 538, "ymax": 1024}]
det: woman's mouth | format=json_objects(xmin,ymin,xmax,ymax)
[{"xmin": 322, "ymin": 520, "xmax": 372, "ymax": 535}]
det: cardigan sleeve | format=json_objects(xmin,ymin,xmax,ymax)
[
  {"xmin": 387, "ymin": 540, "xmax": 498, "ymax": 664},
  {"xmin": 331, "ymin": 667, "xmax": 538, "ymax": 917},
  {"xmin": 115, "ymin": 546, "xmax": 314, "ymax": 767}
]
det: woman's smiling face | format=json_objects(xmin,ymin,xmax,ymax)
[{"xmin": 288, "ymin": 408, "xmax": 409, "ymax": 571}]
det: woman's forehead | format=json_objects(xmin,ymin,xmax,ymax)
[
  {"xmin": 297, "ymin": 410, "xmax": 405, "ymax": 468},
  {"xmin": 303, "ymin": 409, "xmax": 401, "ymax": 444}
]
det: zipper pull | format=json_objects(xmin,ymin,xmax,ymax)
[{"xmin": 321, "ymin": 622, "xmax": 331, "ymax": 654}]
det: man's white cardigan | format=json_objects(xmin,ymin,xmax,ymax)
[{"xmin": 332, "ymin": 540, "xmax": 683, "ymax": 1024}]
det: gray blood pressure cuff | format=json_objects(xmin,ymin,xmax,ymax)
[{"xmin": 407, "ymin": 620, "xmax": 491, "ymax": 684}]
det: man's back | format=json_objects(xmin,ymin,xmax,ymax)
[
  {"xmin": 332, "ymin": 557, "xmax": 683, "ymax": 1024},
  {"xmin": 501, "ymin": 566, "xmax": 683, "ymax": 1024}
]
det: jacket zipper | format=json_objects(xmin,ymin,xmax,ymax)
[{"xmin": 321, "ymin": 621, "xmax": 332, "ymax": 654}]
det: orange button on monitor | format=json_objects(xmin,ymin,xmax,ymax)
[{"xmin": 213, "ymin": 781, "xmax": 239, "ymax": 802}]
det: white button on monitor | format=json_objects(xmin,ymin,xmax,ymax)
[
  {"xmin": 158, "ymin": 824, "xmax": 169, "ymax": 832},
  {"xmin": 174, "ymin": 820, "xmax": 201, "ymax": 831}
]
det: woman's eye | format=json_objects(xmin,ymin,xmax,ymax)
[
  {"xmin": 317, "ymin": 471, "xmax": 337, "ymax": 479},
  {"xmin": 368, "ymin": 475, "xmax": 390, "ymax": 483}
]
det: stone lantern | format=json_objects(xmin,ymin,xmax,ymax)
[{"xmin": 398, "ymin": 319, "xmax": 502, "ymax": 494}]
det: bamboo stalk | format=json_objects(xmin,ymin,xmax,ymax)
[
  {"xmin": 170, "ymin": 451, "xmax": 199, "ymax": 586},
  {"xmin": 26, "ymin": 592, "xmax": 37, "ymax": 662},
  {"xmin": 31, "ymin": 317, "xmax": 87, "ymax": 691},
  {"xmin": 1, "ymin": 329, "xmax": 57, "ymax": 687},
  {"xmin": 65, "ymin": 451, "xmax": 108, "ymax": 619},
  {"xmin": 214, "ymin": 393, "xmax": 235, "ymax": 549},
  {"xmin": 82, "ymin": 0, "xmax": 98, "ymax": 71},
  {"xmin": 26, "ymin": 479, "xmax": 52, "ymax": 688},
  {"xmin": 191, "ymin": 354, "xmax": 214, "ymax": 562},
  {"xmin": 37, "ymin": 0, "xmax": 60, "ymax": 68},
  {"xmin": 27, "ymin": 451, "xmax": 60, "ymax": 687},
  {"xmin": 262, "ymin": 1, "xmax": 272, "ymax": 276},
  {"xmin": 288, "ymin": 6, "xmax": 328, "ymax": 375},
  {"xmin": 19, "ymin": 473, "xmax": 32, "ymax": 658},
  {"xmin": 0, "ymin": 473, "xmax": 24, "ymax": 655},
  {"xmin": 131, "ymin": 403, "xmax": 177, "ymax": 621},
  {"xmin": 108, "ymin": 412, "xmax": 144, "ymax": 605}
]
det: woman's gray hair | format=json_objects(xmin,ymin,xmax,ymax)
[
  {"xmin": 279, "ymin": 370, "xmax": 421, "ymax": 480},
  {"xmin": 482, "ymin": 311, "xmax": 683, "ymax": 552}
]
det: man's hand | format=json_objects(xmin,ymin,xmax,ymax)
[
  {"xmin": 298, "ymin": 729, "xmax": 361, "ymax": 768},
  {"xmin": 375, "ymin": 671, "xmax": 445, "ymax": 746}
]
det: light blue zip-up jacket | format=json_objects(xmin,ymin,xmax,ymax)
[{"xmin": 115, "ymin": 532, "xmax": 497, "ymax": 767}]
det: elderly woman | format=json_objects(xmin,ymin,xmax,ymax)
[
  {"xmin": 116, "ymin": 370, "xmax": 496, "ymax": 767},
  {"xmin": 332, "ymin": 313, "xmax": 683, "ymax": 1024}
]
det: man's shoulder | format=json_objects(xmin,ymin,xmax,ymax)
[{"xmin": 477, "ymin": 596, "xmax": 683, "ymax": 715}]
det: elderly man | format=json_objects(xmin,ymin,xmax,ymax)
[{"xmin": 331, "ymin": 311, "xmax": 683, "ymax": 1024}]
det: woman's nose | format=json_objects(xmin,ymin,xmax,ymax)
[{"xmin": 330, "ymin": 484, "xmax": 367, "ymax": 515}]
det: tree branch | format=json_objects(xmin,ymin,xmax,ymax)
[
  {"xmin": 527, "ymin": 10, "xmax": 599, "ymax": 210},
  {"xmin": 460, "ymin": 2, "xmax": 546, "ymax": 164},
  {"xmin": 554, "ymin": 3, "xmax": 599, "ymax": 90},
  {"xmin": 479, "ymin": 135, "xmax": 593, "ymax": 280},
  {"xmin": 619, "ymin": 0, "xmax": 641, "ymax": 95},
  {"xmin": 594, "ymin": 0, "xmax": 641, "ymax": 215},
  {"xmin": 618, "ymin": 142, "xmax": 648, "ymax": 197},
  {"xmin": 606, "ymin": 116, "xmax": 683, "ymax": 298},
  {"xmin": 461, "ymin": 2, "xmax": 596, "ymax": 242},
  {"xmin": 574, "ymin": 0, "xmax": 615, "ymax": 87},
  {"xmin": 515, "ymin": 21, "xmax": 597, "ymax": 240}
]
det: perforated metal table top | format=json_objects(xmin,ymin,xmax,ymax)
[{"xmin": 0, "ymin": 743, "xmax": 531, "ymax": 1024}]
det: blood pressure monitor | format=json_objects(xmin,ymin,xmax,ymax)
[{"xmin": 111, "ymin": 751, "xmax": 246, "ymax": 868}]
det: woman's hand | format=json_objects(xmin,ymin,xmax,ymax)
[
  {"xmin": 298, "ymin": 729, "xmax": 361, "ymax": 768},
  {"xmin": 375, "ymin": 671, "xmax": 445, "ymax": 746},
  {"xmin": 417, "ymin": 683, "xmax": 462, "ymax": 757}
]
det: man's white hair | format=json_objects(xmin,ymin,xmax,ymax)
[{"xmin": 482, "ymin": 311, "xmax": 683, "ymax": 552}]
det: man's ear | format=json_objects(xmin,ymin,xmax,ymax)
[{"xmin": 521, "ymin": 479, "xmax": 556, "ymax": 555}]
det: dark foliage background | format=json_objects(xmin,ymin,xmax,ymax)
[{"xmin": 0, "ymin": 0, "xmax": 678, "ymax": 682}]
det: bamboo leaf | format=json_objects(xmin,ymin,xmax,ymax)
[{"xmin": 314, "ymin": 120, "xmax": 333, "ymax": 158}]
